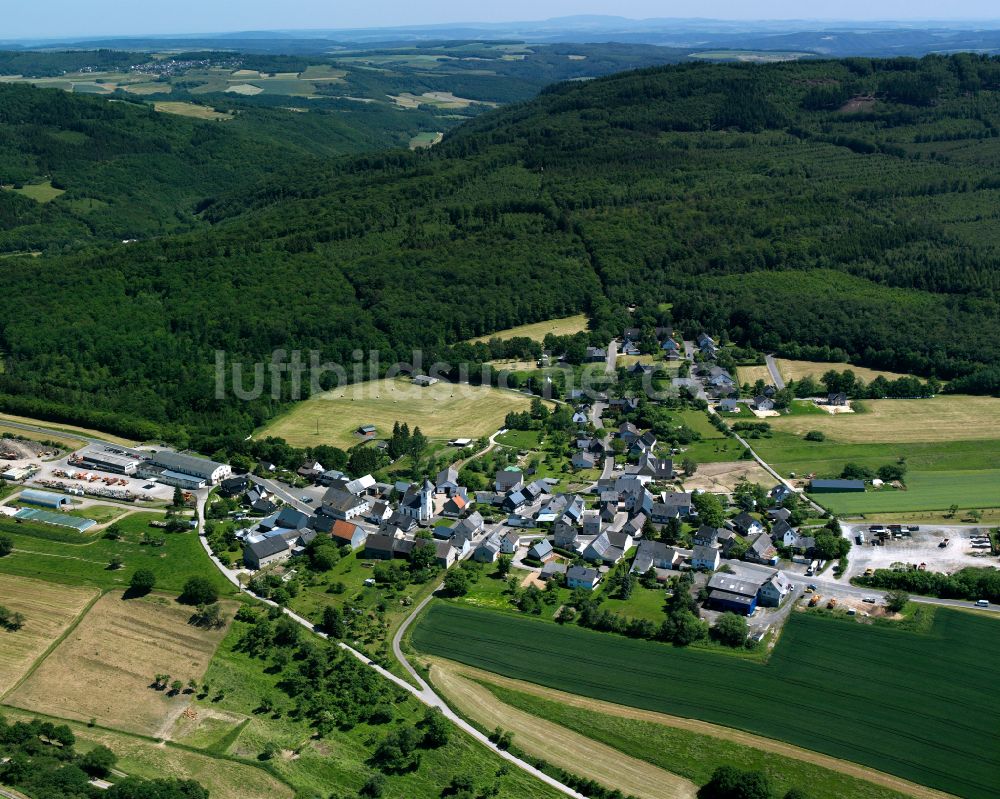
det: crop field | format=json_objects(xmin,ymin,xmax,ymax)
[
  {"xmin": 774, "ymin": 359, "xmax": 918, "ymax": 385},
  {"xmin": 261, "ymin": 378, "xmax": 538, "ymax": 448},
  {"xmin": 467, "ymin": 314, "xmax": 588, "ymax": 343},
  {"xmin": 153, "ymin": 101, "xmax": 233, "ymax": 120},
  {"xmin": 0, "ymin": 512, "xmax": 232, "ymax": 594},
  {"xmin": 412, "ymin": 603, "xmax": 1000, "ymax": 799},
  {"xmin": 812, "ymin": 470, "xmax": 1000, "ymax": 514},
  {"xmin": 427, "ymin": 659, "xmax": 939, "ymax": 799},
  {"xmin": 0, "ymin": 707, "xmax": 291, "ymax": 799},
  {"xmin": 6, "ymin": 592, "xmax": 234, "ymax": 736},
  {"xmin": 0, "ymin": 574, "xmax": 97, "ymax": 695}
]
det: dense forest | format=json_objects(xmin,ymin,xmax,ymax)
[{"xmin": 2, "ymin": 54, "xmax": 1000, "ymax": 446}]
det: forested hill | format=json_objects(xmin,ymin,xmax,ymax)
[
  {"xmin": 0, "ymin": 82, "xmax": 435, "ymax": 252},
  {"xmin": 3, "ymin": 54, "xmax": 1000, "ymax": 446}
]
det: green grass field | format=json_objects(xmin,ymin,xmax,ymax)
[
  {"xmin": 260, "ymin": 378, "xmax": 538, "ymax": 448},
  {"xmin": 479, "ymin": 681, "xmax": 913, "ymax": 799},
  {"xmin": 412, "ymin": 603, "xmax": 1000, "ymax": 799},
  {"xmin": 3, "ymin": 180, "xmax": 65, "ymax": 203},
  {"xmin": 811, "ymin": 470, "xmax": 1000, "ymax": 514},
  {"xmin": 0, "ymin": 512, "xmax": 232, "ymax": 595},
  {"xmin": 153, "ymin": 101, "xmax": 233, "ymax": 120}
]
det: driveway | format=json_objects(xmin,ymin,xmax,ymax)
[
  {"xmin": 764, "ymin": 354, "xmax": 785, "ymax": 389},
  {"xmin": 604, "ymin": 340, "xmax": 618, "ymax": 374}
]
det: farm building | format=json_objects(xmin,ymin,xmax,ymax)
[
  {"xmin": 809, "ymin": 479, "xmax": 865, "ymax": 493},
  {"xmin": 706, "ymin": 573, "xmax": 760, "ymax": 615},
  {"xmin": 19, "ymin": 489, "xmax": 72, "ymax": 509},
  {"xmin": 14, "ymin": 506, "xmax": 96, "ymax": 532}
]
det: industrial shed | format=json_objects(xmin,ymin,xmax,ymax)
[
  {"xmin": 19, "ymin": 489, "xmax": 72, "ymax": 509},
  {"xmin": 14, "ymin": 507, "xmax": 96, "ymax": 532}
]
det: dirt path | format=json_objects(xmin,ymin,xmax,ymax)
[
  {"xmin": 428, "ymin": 659, "xmax": 956, "ymax": 799},
  {"xmin": 428, "ymin": 658, "xmax": 697, "ymax": 799}
]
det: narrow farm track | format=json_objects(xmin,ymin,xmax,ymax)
[
  {"xmin": 427, "ymin": 657, "xmax": 698, "ymax": 799},
  {"xmin": 428, "ymin": 659, "xmax": 956, "ymax": 799}
]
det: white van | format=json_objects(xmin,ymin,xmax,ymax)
[{"xmin": 976, "ymin": 599, "xmax": 989, "ymax": 608}]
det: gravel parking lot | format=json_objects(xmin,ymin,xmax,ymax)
[{"xmin": 842, "ymin": 523, "xmax": 997, "ymax": 577}]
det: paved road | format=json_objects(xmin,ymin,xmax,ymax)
[
  {"xmin": 727, "ymin": 424, "xmax": 826, "ymax": 515},
  {"xmin": 683, "ymin": 340, "xmax": 696, "ymax": 362},
  {"xmin": 249, "ymin": 474, "xmax": 312, "ymax": 514},
  {"xmin": 764, "ymin": 354, "xmax": 785, "ymax": 390},
  {"xmin": 604, "ymin": 340, "xmax": 618, "ymax": 374},
  {"xmin": 804, "ymin": 571, "xmax": 1000, "ymax": 613}
]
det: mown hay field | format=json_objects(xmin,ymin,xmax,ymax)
[
  {"xmin": 412, "ymin": 603, "xmax": 1000, "ymax": 799},
  {"xmin": 768, "ymin": 395, "xmax": 1000, "ymax": 443},
  {"xmin": 6, "ymin": 592, "xmax": 234, "ymax": 736},
  {"xmin": 467, "ymin": 314, "xmax": 588, "ymax": 343},
  {"xmin": 0, "ymin": 574, "xmax": 98, "ymax": 694},
  {"xmin": 774, "ymin": 359, "xmax": 918, "ymax": 384},
  {"xmin": 261, "ymin": 378, "xmax": 538, "ymax": 448}
]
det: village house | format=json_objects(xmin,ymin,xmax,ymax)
[
  {"xmin": 730, "ymin": 511, "xmax": 766, "ymax": 537},
  {"xmin": 566, "ymin": 565, "xmax": 602, "ymax": 591},
  {"xmin": 691, "ymin": 543, "xmax": 721, "ymax": 570},
  {"xmin": 527, "ymin": 539, "xmax": 553, "ymax": 561},
  {"xmin": 753, "ymin": 395, "xmax": 774, "ymax": 412},
  {"xmin": 495, "ymin": 469, "xmax": 524, "ymax": 494},
  {"xmin": 583, "ymin": 530, "xmax": 633, "ymax": 565},
  {"xmin": 320, "ymin": 487, "xmax": 370, "ymax": 521},
  {"xmin": 500, "ymin": 531, "xmax": 521, "ymax": 555},
  {"xmin": 745, "ymin": 532, "xmax": 779, "ymax": 565},
  {"xmin": 630, "ymin": 540, "xmax": 683, "ymax": 577},
  {"xmin": 652, "ymin": 491, "xmax": 693, "ymax": 522},
  {"xmin": 474, "ymin": 532, "xmax": 503, "ymax": 563},
  {"xmin": 435, "ymin": 466, "xmax": 460, "ymax": 494},
  {"xmin": 552, "ymin": 519, "xmax": 579, "ymax": 549}
]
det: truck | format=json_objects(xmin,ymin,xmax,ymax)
[
  {"xmin": 855, "ymin": 531, "xmax": 866, "ymax": 545},
  {"xmin": 805, "ymin": 559, "xmax": 819, "ymax": 576}
]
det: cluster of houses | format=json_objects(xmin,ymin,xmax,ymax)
[
  {"xmin": 234, "ymin": 464, "xmax": 483, "ymax": 571},
  {"xmin": 620, "ymin": 327, "xmax": 682, "ymax": 361}
]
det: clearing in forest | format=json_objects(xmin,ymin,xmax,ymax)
[
  {"xmin": 467, "ymin": 314, "xmax": 589, "ymax": 343},
  {"xmin": 261, "ymin": 378, "xmax": 538, "ymax": 449}
]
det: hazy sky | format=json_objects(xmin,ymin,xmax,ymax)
[{"xmin": 5, "ymin": 1, "xmax": 1000, "ymax": 39}]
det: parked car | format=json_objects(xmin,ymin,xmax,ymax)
[
  {"xmin": 976, "ymin": 599, "xmax": 990, "ymax": 608},
  {"xmin": 862, "ymin": 596, "xmax": 876, "ymax": 603}
]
